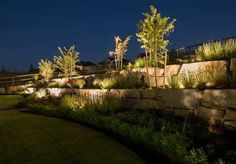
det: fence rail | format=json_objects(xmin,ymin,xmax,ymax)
[{"xmin": 0, "ymin": 74, "xmax": 36, "ymax": 87}]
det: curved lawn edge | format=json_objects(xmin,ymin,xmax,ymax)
[
  {"xmin": 0, "ymin": 110, "xmax": 145, "ymax": 164},
  {"xmin": 23, "ymin": 108, "xmax": 172, "ymax": 164},
  {"xmin": 0, "ymin": 95, "xmax": 23, "ymax": 110}
]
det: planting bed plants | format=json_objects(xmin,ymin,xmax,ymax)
[{"xmin": 22, "ymin": 94, "xmax": 236, "ymax": 164}]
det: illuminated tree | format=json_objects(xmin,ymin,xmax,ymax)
[
  {"xmin": 136, "ymin": 5, "xmax": 176, "ymax": 87},
  {"xmin": 54, "ymin": 45, "xmax": 79, "ymax": 79},
  {"xmin": 114, "ymin": 36, "xmax": 131, "ymax": 70},
  {"xmin": 38, "ymin": 60, "xmax": 55, "ymax": 82}
]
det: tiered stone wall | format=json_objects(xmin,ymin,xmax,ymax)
[
  {"xmin": 36, "ymin": 88, "xmax": 236, "ymax": 130},
  {"xmin": 134, "ymin": 59, "xmax": 231, "ymax": 87},
  {"xmin": 231, "ymin": 58, "xmax": 236, "ymax": 82}
]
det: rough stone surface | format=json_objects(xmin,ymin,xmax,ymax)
[
  {"xmin": 174, "ymin": 109, "xmax": 194, "ymax": 117},
  {"xmin": 109, "ymin": 89, "xmax": 127, "ymax": 98},
  {"xmin": 27, "ymin": 87, "xmax": 35, "ymax": 93},
  {"xmin": 179, "ymin": 60, "xmax": 227, "ymax": 75},
  {"xmin": 230, "ymin": 58, "xmax": 236, "ymax": 72},
  {"xmin": 0, "ymin": 88, "xmax": 6, "ymax": 94},
  {"xmin": 148, "ymin": 76, "xmax": 166, "ymax": 88},
  {"xmin": 6, "ymin": 85, "xmax": 27, "ymax": 93},
  {"xmin": 47, "ymin": 88, "xmax": 67, "ymax": 97},
  {"xmin": 79, "ymin": 89, "xmax": 109, "ymax": 98},
  {"xmin": 123, "ymin": 98, "xmax": 139, "ymax": 109},
  {"xmin": 224, "ymin": 110, "xmax": 236, "ymax": 121},
  {"xmin": 166, "ymin": 65, "xmax": 181, "ymax": 76},
  {"xmin": 123, "ymin": 89, "xmax": 141, "ymax": 98},
  {"xmin": 195, "ymin": 107, "xmax": 225, "ymax": 119},
  {"xmin": 202, "ymin": 89, "xmax": 236, "ymax": 109},
  {"xmin": 224, "ymin": 121, "xmax": 236, "ymax": 130},
  {"xmin": 132, "ymin": 99, "xmax": 164, "ymax": 110},
  {"xmin": 232, "ymin": 72, "xmax": 236, "ymax": 82},
  {"xmin": 137, "ymin": 65, "xmax": 180, "ymax": 87},
  {"xmin": 140, "ymin": 89, "xmax": 157, "ymax": 99},
  {"xmin": 156, "ymin": 89, "xmax": 202, "ymax": 110}
]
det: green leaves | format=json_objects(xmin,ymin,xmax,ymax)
[
  {"xmin": 54, "ymin": 45, "xmax": 80, "ymax": 78},
  {"xmin": 38, "ymin": 59, "xmax": 55, "ymax": 82},
  {"xmin": 136, "ymin": 5, "xmax": 176, "ymax": 61}
]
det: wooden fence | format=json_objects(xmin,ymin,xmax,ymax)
[{"xmin": 0, "ymin": 74, "xmax": 36, "ymax": 87}]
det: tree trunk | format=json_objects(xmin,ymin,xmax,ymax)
[
  {"xmin": 121, "ymin": 56, "xmax": 123, "ymax": 70},
  {"xmin": 145, "ymin": 51, "xmax": 151, "ymax": 88},
  {"xmin": 163, "ymin": 51, "xmax": 167, "ymax": 88},
  {"xmin": 115, "ymin": 56, "xmax": 118, "ymax": 71},
  {"xmin": 154, "ymin": 52, "xmax": 158, "ymax": 88}
]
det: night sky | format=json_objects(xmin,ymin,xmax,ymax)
[{"xmin": 0, "ymin": 0, "xmax": 236, "ymax": 71}]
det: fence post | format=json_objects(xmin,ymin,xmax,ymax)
[
  {"xmin": 12, "ymin": 76, "xmax": 15, "ymax": 86},
  {"xmin": 163, "ymin": 51, "xmax": 167, "ymax": 88}
]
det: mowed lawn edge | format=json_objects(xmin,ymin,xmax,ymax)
[
  {"xmin": 0, "ymin": 109, "xmax": 144, "ymax": 163},
  {"xmin": 0, "ymin": 95, "xmax": 23, "ymax": 110}
]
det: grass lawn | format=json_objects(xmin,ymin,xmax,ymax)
[
  {"xmin": 0, "ymin": 95, "xmax": 23, "ymax": 109},
  {"xmin": 0, "ymin": 110, "xmax": 144, "ymax": 164}
]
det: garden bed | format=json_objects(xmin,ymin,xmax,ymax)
[
  {"xmin": 22, "ymin": 95, "xmax": 236, "ymax": 164},
  {"xmin": 28, "ymin": 88, "xmax": 236, "ymax": 130}
]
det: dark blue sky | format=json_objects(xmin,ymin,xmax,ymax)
[{"xmin": 0, "ymin": 0, "xmax": 236, "ymax": 71}]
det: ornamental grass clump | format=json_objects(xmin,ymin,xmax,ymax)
[
  {"xmin": 223, "ymin": 39, "xmax": 236, "ymax": 58},
  {"xmin": 208, "ymin": 70, "xmax": 228, "ymax": 88},
  {"xmin": 99, "ymin": 78, "xmax": 117, "ymax": 89},
  {"xmin": 96, "ymin": 76, "xmax": 143, "ymax": 89},
  {"xmin": 196, "ymin": 39, "xmax": 236, "ymax": 61},
  {"xmin": 195, "ymin": 71, "xmax": 211, "ymax": 90},
  {"xmin": 180, "ymin": 71, "xmax": 197, "ymax": 89},
  {"xmin": 95, "ymin": 96, "xmax": 123, "ymax": 114},
  {"xmin": 73, "ymin": 79, "xmax": 86, "ymax": 88},
  {"xmin": 167, "ymin": 74, "xmax": 181, "ymax": 88},
  {"xmin": 197, "ymin": 42, "xmax": 224, "ymax": 61},
  {"xmin": 184, "ymin": 148, "xmax": 208, "ymax": 164},
  {"xmin": 133, "ymin": 58, "xmax": 145, "ymax": 69},
  {"xmin": 60, "ymin": 95, "xmax": 89, "ymax": 111}
]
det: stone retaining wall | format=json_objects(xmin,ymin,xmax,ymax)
[
  {"xmin": 31, "ymin": 88, "xmax": 236, "ymax": 130},
  {"xmin": 0, "ymin": 88, "xmax": 6, "ymax": 94},
  {"xmin": 134, "ymin": 58, "xmax": 235, "ymax": 87}
]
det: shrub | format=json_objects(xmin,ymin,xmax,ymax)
[
  {"xmin": 133, "ymin": 58, "xmax": 145, "ymax": 69},
  {"xmin": 196, "ymin": 42, "xmax": 224, "ymax": 61},
  {"xmin": 94, "ymin": 96, "xmax": 123, "ymax": 114},
  {"xmin": 196, "ymin": 39, "xmax": 236, "ymax": 61},
  {"xmin": 224, "ymin": 39, "xmax": 236, "ymax": 58},
  {"xmin": 214, "ymin": 159, "xmax": 225, "ymax": 164},
  {"xmin": 195, "ymin": 71, "xmax": 210, "ymax": 90},
  {"xmin": 48, "ymin": 81, "xmax": 61, "ymax": 88},
  {"xmin": 209, "ymin": 70, "xmax": 228, "ymax": 88},
  {"xmin": 184, "ymin": 148, "xmax": 208, "ymax": 164},
  {"xmin": 154, "ymin": 132, "xmax": 189, "ymax": 161},
  {"xmin": 38, "ymin": 60, "xmax": 55, "ymax": 82},
  {"xmin": 92, "ymin": 78, "xmax": 102, "ymax": 88},
  {"xmin": 73, "ymin": 79, "xmax": 86, "ymax": 88},
  {"xmin": 98, "ymin": 76, "xmax": 143, "ymax": 89},
  {"xmin": 180, "ymin": 72, "xmax": 197, "ymax": 88},
  {"xmin": 35, "ymin": 88, "xmax": 47, "ymax": 98},
  {"xmin": 60, "ymin": 94, "xmax": 123, "ymax": 114},
  {"xmin": 168, "ymin": 74, "xmax": 181, "ymax": 88},
  {"xmin": 60, "ymin": 95, "xmax": 88, "ymax": 111},
  {"xmin": 99, "ymin": 78, "xmax": 117, "ymax": 89}
]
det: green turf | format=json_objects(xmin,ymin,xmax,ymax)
[
  {"xmin": 0, "ymin": 95, "xmax": 23, "ymax": 109},
  {"xmin": 0, "ymin": 110, "xmax": 144, "ymax": 164}
]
